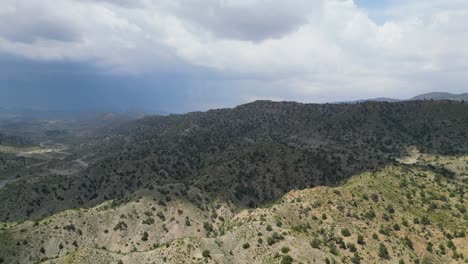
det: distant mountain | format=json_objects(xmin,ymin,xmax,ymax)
[
  {"xmin": 342, "ymin": 92, "xmax": 468, "ymax": 104},
  {"xmin": 347, "ymin": 97, "xmax": 402, "ymax": 103},
  {"xmin": 409, "ymin": 92, "xmax": 468, "ymax": 101}
]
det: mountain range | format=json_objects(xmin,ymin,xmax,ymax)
[{"xmin": 346, "ymin": 92, "xmax": 468, "ymax": 104}]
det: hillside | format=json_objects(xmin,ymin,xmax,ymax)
[
  {"xmin": 0, "ymin": 133, "xmax": 33, "ymax": 147},
  {"xmin": 0, "ymin": 100, "xmax": 467, "ymax": 263},
  {"xmin": 0, "ymin": 101, "xmax": 467, "ymax": 222},
  {"xmin": 0, "ymin": 153, "xmax": 466, "ymax": 264}
]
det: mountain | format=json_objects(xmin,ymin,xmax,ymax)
[
  {"xmin": 409, "ymin": 92, "xmax": 468, "ymax": 101},
  {"xmin": 0, "ymin": 100, "xmax": 467, "ymax": 263},
  {"xmin": 342, "ymin": 92, "xmax": 468, "ymax": 103}
]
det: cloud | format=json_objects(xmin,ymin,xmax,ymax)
[{"xmin": 0, "ymin": 0, "xmax": 467, "ymax": 111}]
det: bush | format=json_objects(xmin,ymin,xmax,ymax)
[
  {"xmin": 141, "ymin": 231, "xmax": 149, "ymax": 241},
  {"xmin": 357, "ymin": 234, "xmax": 365, "ymax": 245},
  {"xmin": 329, "ymin": 243, "xmax": 339, "ymax": 256},
  {"xmin": 420, "ymin": 215, "xmax": 431, "ymax": 225},
  {"xmin": 281, "ymin": 255, "xmax": 293, "ymax": 264},
  {"xmin": 403, "ymin": 236, "xmax": 413, "ymax": 250},
  {"xmin": 348, "ymin": 243, "xmax": 357, "ymax": 252},
  {"xmin": 142, "ymin": 217, "xmax": 155, "ymax": 225},
  {"xmin": 311, "ymin": 238, "xmax": 321, "ymax": 248},
  {"xmin": 426, "ymin": 243, "xmax": 433, "ymax": 252},
  {"xmin": 267, "ymin": 232, "xmax": 284, "ymax": 245},
  {"xmin": 281, "ymin": 247, "xmax": 290, "ymax": 254},
  {"xmin": 202, "ymin": 250, "xmax": 210, "ymax": 258},
  {"xmin": 242, "ymin": 243, "xmax": 250, "ymax": 249},
  {"xmin": 266, "ymin": 224, "xmax": 273, "ymax": 231},
  {"xmin": 364, "ymin": 209, "xmax": 376, "ymax": 220},
  {"xmin": 351, "ymin": 252, "xmax": 361, "ymax": 264},
  {"xmin": 378, "ymin": 243, "xmax": 390, "ymax": 259},
  {"xmin": 341, "ymin": 228, "xmax": 351, "ymax": 237}
]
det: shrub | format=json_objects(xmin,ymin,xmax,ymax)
[
  {"xmin": 242, "ymin": 243, "xmax": 250, "ymax": 249},
  {"xmin": 403, "ymin": 236, "xmax": 413, "ymax": 250},
  {"xmin": 341, "ymin": 228, "xmax": 351, "ymax": 237},
  {"xmin": 157, "ymin": 211, "xmax": 165, "ymax": 221},
  {"xmin": 402, "ymin": 218, "xmax": 409, "ymax": 227},
  {"xmin": 281, "ymin": 255, "xmax": 293, "ymax": 264},
  {"xmin": 114, "ymin": 221, "xmax": 128, "ymax": 231},
  {"xmin": 348, "ymin": 243, "xmax": 357, "ymax": 252},
  {"xmin": 202, "ymin": 250, "xmax": 210, "ymax": 258},
  {"xmin": 426, "ymin": 243, "xmax": 433, "ymax": 252},
  {"xmin": 420, "ymin": 215, "xmax": 431, "ymax": 225},
  {"xmin": 357, "ymin": 234, "xmax": 365, "ymax": 245},
  {"xmin": 311, "ymin": 238, "xmax": 321, "ymax": 248},
  {"xmin": 351, "ymin": 252, "xmax": 361, "ymax": 264},
  {"xmin": 329, "ymin": 243, "xmax": 339, "ymax": 256},
  {"xmin": 142, "ymin": 217, "xmax": 155, "ymax": 225},
  {"xmin": 364, "ymin": 210, "xmax": 376, "ymax": 220},
  {"xmin": 378, "ymin": 243, "xmax": 390, "ymax": 259},
  {"xmin": 281, "ymin": 247, "xmax": 290, "ymax": 254},
  {"xmin": 141, "ymin": 231, "xmax": 149, "ymax": 241},
  {"xmin": 267, "ymin": 232, "xmax": 284, "ymax": 245},
  {"xmin": 266, "ymin": 224, "xmax": 273, "ymax": 231}
]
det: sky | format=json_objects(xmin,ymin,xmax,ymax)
[{"xmin": 0, "ymin": 0, "xmax": 467, "ymax": 113}]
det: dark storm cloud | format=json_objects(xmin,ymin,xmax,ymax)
[{"xmin": 0, "ymin": 54, "xmax": 240, "ymax": 113}]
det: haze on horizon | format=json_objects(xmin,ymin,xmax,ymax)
[{"xmin": 1, "ymin": 0, "xmax": 467, "ymax": 113}]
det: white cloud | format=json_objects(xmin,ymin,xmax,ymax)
[{"xmin": 0, "ymin": 0, "xmax": 467, "ymax": 102}]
